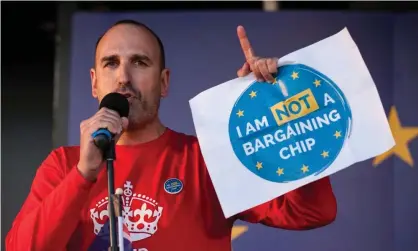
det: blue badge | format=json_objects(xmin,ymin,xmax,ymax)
[
  {"xmin": 228, "ymin": 64, "xmax": 352, "ymax": 183},
  {"xmin": 164, "ymin": 178, "xmax": 183, "ymax": 194}
]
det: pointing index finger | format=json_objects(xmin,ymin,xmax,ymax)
[{"xmin": 237, "ymin": 25, "xmax": 255, "ymax": 61}]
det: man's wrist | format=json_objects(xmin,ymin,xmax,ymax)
[{"xmin": 76, "ymin": 162, "xmax": 99, "ymax": 182}]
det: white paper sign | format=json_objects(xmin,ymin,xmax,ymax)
[{"xmin": 189, "ymin": 28, "xmax": 395, "ymax": 218}]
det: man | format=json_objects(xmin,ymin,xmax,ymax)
[{"xmin": 6, "ymin": 20, "xmax": 337, "ymax": 251}]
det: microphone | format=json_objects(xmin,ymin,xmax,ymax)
[
  {"xmin": 91, "ymin": 92, "xmax": 130, "ymax": 151},
  {"xmin": 91, "ymin": 92, "xmax": 129, "ymax": 251}
]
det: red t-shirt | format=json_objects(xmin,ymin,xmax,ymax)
[{"xmin": 6, "ymin": 128, "xmax": 336, "ymax": 251}]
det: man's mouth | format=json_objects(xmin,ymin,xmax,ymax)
[
  {"xmin": 119, "ymin": 92, "xmax": 138, "ymax": 103},
  {"xmin": 120, "ymin": 92, "xmax": 133, "ymax": 98}
]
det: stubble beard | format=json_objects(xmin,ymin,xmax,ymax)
[{"xmin": 126, "ymin": 97, "xmax": 160, "ymax": 131}]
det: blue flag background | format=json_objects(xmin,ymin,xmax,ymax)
[{"xmin": 67, "ymin": 12, "xmax": 418, "ymax": 251}]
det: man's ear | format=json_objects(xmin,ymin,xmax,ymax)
[
  {"xmin": 160, "ymin": 68, "xmax": 170, "ymax": 98},
  {"xmin": 90, "ymin": 68, "xmax": 98, "ymax": 98}
]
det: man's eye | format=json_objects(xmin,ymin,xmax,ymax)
[
  {"xmin": 134, "ymin": 60, "xmax": 147, "ymax": 66},
  {"xmin": 105, "ymin": 61, "xmax": 118, "ymax": 68}
]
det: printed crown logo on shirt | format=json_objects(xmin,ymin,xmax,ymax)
[{"xmin": 90, "ymin": 180, "xmax": 164, "ymax": 242}]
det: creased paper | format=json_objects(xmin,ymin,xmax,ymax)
[{"xmin": 189, "ymin": 28, "xmax": 395, "ymax": 218}]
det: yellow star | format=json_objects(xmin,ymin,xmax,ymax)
[
  {"xmin": 231, "ymin": 225, "xmax": 248, "ymax": 240},
  {"xmin": 276, "ymin": 167, "xmax": 284, "ymax": 176},
  {"xmin": 334, "ymin": 131, "xmax": 342, "ymax": 139},
  {"xmin": 249, "ymin": 91, "xmax": 257, "ymax": 98},
  {"xmin": 256, "ymin": 162, "xmax": 263, "ymax": 170},
  {"xmin": 313, "ymin": 79, "xmax": 321, "ymax": 87},
  {"xmin": 321, "ymin": 151, "xmax": 329, "ymax": 158},
  {"xmin": 236, "ymin": 110, "xmax": 244, "ymax": 117},
  {"xmin": 373, "ymin": 106, "xmax": 418, "ymax": 167},
  {"xmin": 301, "ymin": 164, "xmax": 309, "ymax": 173},
  {"xmin": 231, "ymin": 225, "xmax": 248, "ymax": 251},
  {"xmin": 291, "ymin": 71, "xmax": 299, "ymax": 80}
]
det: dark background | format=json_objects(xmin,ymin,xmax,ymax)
[{"xmin": 2, "ymin": 1, "xmax": 418, "ymax": 250}]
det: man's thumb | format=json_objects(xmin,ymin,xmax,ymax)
[
  {"xmin": 121, "ymin": 117, "xmax": 129, "ymax": 130},
  {"xmin": 237, "ymin": 62, "xmax": 250, "ymax": 77},
  {"xmin": 114, "ymin": 117, "xmax": 129, "ymax": 143}
]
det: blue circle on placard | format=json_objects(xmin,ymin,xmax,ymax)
[
  {"xmin": 228, "ymin": 64, "xmax": 352, "ymax": 183},
  {"xmin": 164, "ymin": 178, "xmax": 183, "ymax": 194}
]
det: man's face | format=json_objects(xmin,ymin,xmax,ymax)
[{"xmin": 90, "ymin": 24, "xmax": 169, "ymax": 130}]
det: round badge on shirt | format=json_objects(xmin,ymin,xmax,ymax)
[
  {"xmin": 228, "ymin": 63, "xmax": 352, "ymax": 183},
  {"xmin": 164, "ymin": 178, "xmax": 183, "ymax": 194}
]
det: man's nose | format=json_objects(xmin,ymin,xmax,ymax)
[{"xmin": 117, "ymin": 65, "xmax": 131, "ymax": 86}]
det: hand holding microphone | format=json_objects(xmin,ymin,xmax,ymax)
[{"xmin": 77, "ymin": 93, "xmax": 130, "ymax": 181}]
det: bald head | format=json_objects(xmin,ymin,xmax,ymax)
[
  {"xmin": 94, "ymin": 20, "xmax": 165, "ymax": 70},
  {"xmin": 90, "ymin": 19, "xmax": 170, "ymax": 131}
]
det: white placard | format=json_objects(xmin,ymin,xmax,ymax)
[{"xmin": 189, "ymin": 28, "xmax": 395, "ymax": 218}]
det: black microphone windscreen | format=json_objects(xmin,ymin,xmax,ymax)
[{"xmin": 99, "ymin": 92, "xmax": 130, "ymax": 118}]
